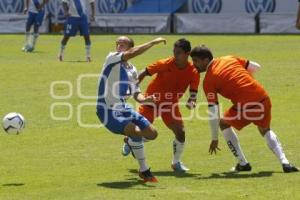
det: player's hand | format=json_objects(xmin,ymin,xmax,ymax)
[
  {"xmin": 151, "ymin": 37, "xmax": 166, "ymax": 45},
  {"xmin": 90, "ymin": 15, "xmax": 95, "ymax": 22},
  {"xmin": 186, "ymin": 99, "xmax": 196, "ymax": 110},
  {"xmin": 65, "ymin": 12, "xmax": 70, "ymax": 18},
  {"xmin": 36, "ymin": 5, "xmax": 42, "ymax": 11},
  {"xmin": 142, "ymin": 95, "xmax": 157, "ymax": 104},
  {"xmin": 209, "ymin": 140, "xmax": 221, "ymax": 155},
  {"xmin": 23, "ymin": 8, "xmax": 28, "ymax": 14}
]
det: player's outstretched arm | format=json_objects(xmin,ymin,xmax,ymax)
[
  {"xmin": 62, "ymin": 2, "xmax": 69, "ymax": 17},
  {"xmin": 39, "ymin": 0, "xmax": 48, "ymax": 10},
  {"xmin": 122, "ymin": 37, "xmax": 166, "ymax": 62},
  {"xmin": 133, "ymin": 92, "xmax": 156, "ymax": 105},
  {"xmin": 296, "ymin": 3, "xmax": 300, "ymax": 29},
  {"xmin": 24, "ymin": 0, "xmax": 29, "ymax": 14},
  {"xmin": 186, "ymin": 91, "xmax": 197, "ymax": 110},
  {"xmin": 90, "ymin": 1, "xmax": 95, "ymax": 21},
  {"xmin": 137, "ymin": 70, "xmax": 149, "ymax": 84},
  {"xmin": 208, "ymin": 104, "xmax": 221, "ymax": 155}
]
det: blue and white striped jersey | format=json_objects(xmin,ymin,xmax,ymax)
[
  {"xmin": 97, "ymin": 52, "xmax": 141, "ymax": 111},
  {"xmin": 62, "ymin": 0, "xmax": 94, "ymax": 17},
  {"xmin": 28, "ymin": 0, "xmax": 44, "ymax": 13}
]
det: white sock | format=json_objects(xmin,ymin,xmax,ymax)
[
  {"xmin": 264, "ymin": 130, "xmax": 289, "ymax": 164},
  {"xmin": 223, "ymin": 127, "xmax": 248, "ymax": 165},
  {"xmin": 24, "ymin": 32, "xmax": 30, "ymax": 46},
  {"xmin": 32, "ymin": 33, "xmax": 39, "ymax": 48},
  {"xmin": 128, "ymin": 138, "xmax": 148, "ymax": 172},
  {"xmin": 60, "ymin": 44, "xmax": 65, "ymax": 56},
  {"xmin": 85, "ymin": 44, "xmax": 91, "ymax": 58},
  {"xmin": 172, "ymin": 138, "xmax": 185, "ymax": 164}
]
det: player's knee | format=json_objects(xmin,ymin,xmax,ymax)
[
  {"xmin": 62, "ymin": 37, "xmax": 69, "ymax": 45},
  {"xmin": 257, "ymin": 126, "xmax": 270, "ymax": 136},
  {"xmin": 84, "ymin": 36, "xmax": 91, "ymax": 45},
  {"xmin": 175, "ymin": 129, "xmax": 185, "ymax": 143},
  {"xmin": 219, "ymin": 119, "xmax": 230, "ymax": 131},
  {"xmin": 143, "ymin": 126, "xmax": 158, "ymax": 140},
  {"xmin": 149, "ymin": 129, "xmax": 158, "ymax": 140}
]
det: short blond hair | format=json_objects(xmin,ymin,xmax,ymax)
[{"xmin": 116, "ymin": 36, "xmax": 134, "ymax": 48}]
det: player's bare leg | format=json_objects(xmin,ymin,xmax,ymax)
[
  {"xmin": 123, "ymin": 123, "xmax": 158, "ymax": 182},
  {"xmin": 59, "ymin": 36, "xmax": 70, "ymax": 61},
  {"xmin": 258, "ymin": 126, "xmax": 299, "ymax": 173},
  {"xmin": 167, "ymin": 122, "xmax": 189, "ymax": 172},
  {"xmin": 220, "ymin": 119, "xmax": 251, "ymax": 172},
  {"xmin": 84, "ymin": 35, "xmax": 91, "ymax": 62}
]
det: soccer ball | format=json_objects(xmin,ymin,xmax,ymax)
[{"xmin": 2, "ymin": 113, "xmax": 25, "ymax": 134}]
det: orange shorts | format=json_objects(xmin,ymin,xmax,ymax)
[
  {"xmin": 138, "ymin": 104, "xmax": 183, "ymax": 127},
  {"xmin": 223, "ymin": 97, "xmax": 272, "ymax": 130}
]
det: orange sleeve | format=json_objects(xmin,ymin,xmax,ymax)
[
  {"xmin": 146, "ymin": 59, "xmax": 167, "ymax": 76},
  {"xmin": 203, "ymin": 76, "xmax": 218, "ymax": 105},
  {"xmin": 190, "ymin": 71, "xmax": 200, "ymax": 92}
]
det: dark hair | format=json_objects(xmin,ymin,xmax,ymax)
[
  {"xmin": 190, "ymin": 45, "xmax": 213, "ymax": 61},
  {"xmin": 174, "ymin": 38, "xmax": 191, "ymax": 53}
]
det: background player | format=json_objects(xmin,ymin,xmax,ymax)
[
  {"xmin": 58, "ymin": 0, "xmax": 95, "ymax": 62},
  {"xmin": 296, "ymin": 0, "xmax": 300, "ymax": 29},
  {"xmin": 23, "ymin": 0, "xmax": 48, "ymax": 52},
  {"xmin": 122, "ymin": 39, "xmax": 200, "ymax": 172},
  {"xmin": 190, "ymin": 45, "xmax": 299, "ymax": 173},
  {"xmin": 96, "ymin": 36, "xmax": 166, "ymax": 182}
]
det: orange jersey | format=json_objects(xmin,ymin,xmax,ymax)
[
  {"xmin": 145, "ymin": 57, "xmax": 200, "ymax": 104},
  {"xmin": 203, "ymin": 56, "xmax": 268, "ymax": 105}
]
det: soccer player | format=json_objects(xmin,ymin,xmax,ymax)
[
  {"xmin": 122, "ymin": 39, "xmax": 200, "ymax": 172},
  {"xmin": 22, "ymin": 0, "xmax": 48, "ymax": 52},
  {"xmin": 58, "ymin": 0, "xmax": 95, "ymax": 62},
  {"xmin": 190, "ymin": 45, "xmax": 299, "ymax": 173},
  {"xmin": 296, "ymin": 0, "xmax": 300, "ymax": 29},
  {"xmin": 96, "ymin": 36, "xmax": 166, "ymax": 182}
]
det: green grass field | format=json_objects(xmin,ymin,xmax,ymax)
[{"xmin": 0, "ymin": 35, "xmax": 300, "ymax": 199}]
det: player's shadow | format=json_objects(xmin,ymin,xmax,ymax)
[
  {"xmin": 97, "ymin": 178, "xmax": 156, "ymax": 190},
  {"xmin": 2, "ymin": 183, "xmax": 25, "ymax": 187},
  {"xmin": 25, "ymin": 51, "xmax": 45, "ymax": 54},
  {"xmin": 129, "ymin": 169, "xmax": 201, "ymax": 178},
  {"xmin": 197, "ymin": 171, "xmax": 275, "ymax": 180},
  {"xmin": 63, "ymin": 60, "xmax": 89, "ymax": 63}
]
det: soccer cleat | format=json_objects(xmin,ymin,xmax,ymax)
[
  {"xmin": 58, "ymin": 54, "xmax": 63, "ymax": 62},
  {"xmin": 171, "ymin": 162, "xmax": 190, "ymax": 172},
  {"xmin": 26, "ymin": 46, "xmax": 34, "ymax": 52},
  {"xmin": 22, "ymin": 45, "xmax": 31, "ymax": 52},
  {"xmin": 230, "ymin": 163, "xmax": 252, "ymax": 172},
  {"xmin": 282, "ymin": 163, "xmax": 299, "ymax": 173},
  {"xmin": 86, "ymin": 57, "xmax": 91, "ymax": 62},
  {"xmin": 139, "ymin": 168, "xmax": 158, "ymax": 183},
  {"xmin": 122, "ymin": 137, "xmax": 131, "ymax": 156}
]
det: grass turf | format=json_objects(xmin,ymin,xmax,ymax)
[{"xmin": 0, "ymin": 35, "xmax": 299, "ymax": 199}]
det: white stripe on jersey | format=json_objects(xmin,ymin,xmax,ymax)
[
  {"xmin": 28, "ymin": 0, "xmax": 43, "ymax": 13},
  {"xmin": 97, "ymin": 52, "xmax": 141, "ymax": 111},
  {"xmin": 62, "ymin": 0, "xmax": 94, "ymax": 17},
  {"xmin": 124, "ymin": 63, "xmax": 141, "ymax": 99}
]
